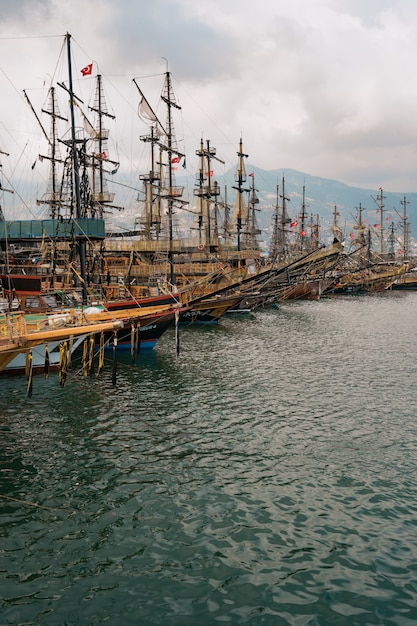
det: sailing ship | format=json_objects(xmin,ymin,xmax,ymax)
[
  {"xmin": 323, "ymin": 191, "xmax": 407, "ymax": 295},
  {"xmin": 0, "ymin": 34, "xmax": 187, "ymax": 366},
  {"xmin": 0, "ymin": 309, "xmax": 123, "ymax": 375}
]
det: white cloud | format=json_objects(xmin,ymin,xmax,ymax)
[{"xmin": 1, "ymin": 0, "xmax": 417, "ymax": 215}]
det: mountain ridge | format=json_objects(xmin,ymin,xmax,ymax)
[{"xmin": 179, "ymin": 166, "xmax": 417, "ymax": 243}]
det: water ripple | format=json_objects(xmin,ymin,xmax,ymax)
[{"xmin": 2, "ymin": 293, "xmax": 417, "ymax": 624}]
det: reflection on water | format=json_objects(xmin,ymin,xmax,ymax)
[{"xmin": 1, "ymin": 292, "xmax": 417, "ymax": 624}]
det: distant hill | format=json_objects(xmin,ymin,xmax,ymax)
[
  {"xmin": 113, "ymin": 166, "xmax": 417, "ymax": 248},
  {"xmin": 200, "ymin": 166, "xmax": 417, "ymax": 242}
]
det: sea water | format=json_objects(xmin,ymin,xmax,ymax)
[{"xmin": 1, "ymin": 291, "xmax": 417, "ymax": 625}]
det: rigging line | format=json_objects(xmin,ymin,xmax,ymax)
[
  {"xmin": 0, "ymin": 157, "xmax": 51, "ymax": 225},
  {"xmin": 103, "ymin": 177, "xmax": 141, "ymax": 193},
  {"xmin": 0, "ymin": 35, "xmax": 63, "ymax": 40},
  {"xmin": 133, "ymin": 72, "xmax": 166, "ymax": 80},
  {"xmin": 0, "ymin": 171, "xmax": 65, "ymax": 250},
  {"xmin": 0, "ymin": 63, "xmax": 27, "ymax": 104}
]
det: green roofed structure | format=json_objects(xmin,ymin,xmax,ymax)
[{"xmin": 0, "ymin": 218, "xmax": 106, "ymax": 242}]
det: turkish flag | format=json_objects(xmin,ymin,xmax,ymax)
[{"xmin": 81, "ymin": 64, "xmax": 93, "ymax": 76}]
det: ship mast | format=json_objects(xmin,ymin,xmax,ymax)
[
  {"xmin": 134, "ymin": 67, "xmax": 186, "ymax": 283},
  {"xmin": 280, "ymin": 176, "xmax": 291, "ymax": 258},
  {"xmin": 134, "ymin": 79, "xmax": 163, "ymax": 240},
  {"xmin": 244, "ymin": 172, "xmax": 261, "ymax": 251},
  {"xmin": 373, "ymin": 187, "xmax": 386, "ymax": 256},
  {"xmin": 299, "ymin": 184, "xmax": 308, "ymax": 252},
  {"xmin": 400, "ymin": 195, "xmax": 410, "ymax": 261},
  {"xmin": 232, "ymin": 138, "xmax": 249, "ymax": 252},
  {"xmin": 331, "ymin": 204, "xmax": 343, "ymax": 243},
  {"xmin": 193, "ymin": 138, "xmax": 223, "ymax": 250},
  {"xmin": 66, "ymin": 32, "xmax": 88, "ymax": 304},
  {"xmin": 268, "ymin": 183, "xmax": 280, "ymax": 262},
  {"xmin": 37, "ymin": 87, "xmax": 67, "ymax": 218},
  {"xmin": 161, "ymin": 67, "xmax": 183, "ymax": 285},
  {"xmin": 88, "ymin": 74, "xmax": 120, "ymax": 218}
]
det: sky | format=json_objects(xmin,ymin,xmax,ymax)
[{"xmin": 1, "ymin": 0, "xmax": 417, "ymax": 221}]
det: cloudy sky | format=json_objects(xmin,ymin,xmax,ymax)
[{"xmin": 1, "ymin": 0, "xmax": 417, "ymax": 217}]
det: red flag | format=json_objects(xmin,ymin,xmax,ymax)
[
  {"xmin": 374, "ymin": 223, "xmax": 380, "ymax": 228},
  {"xmin": 205, "ymin": 170, "xmax": 214, "ymax": 176},
  {"xmin": 300, "ymin": 230, "xmax": 306, "ymax": 237},
  {"xmin": 386, "ymin": 216, "xmax": 391, "ymax": 221},
  {"xmin": 290, "ymin": 219, "xmax": 298, "ymax": 227},
  {"xmin": 248, "ymin": 172, "xmax": 254, "ymax": 177},
  {"xmin": 81, "ymin": 63, "xmax": 93, "ymax": 76},
  {"xmin": 349, "ymin": 232, "xmax": 355, "ymax": 239},
  {"xmin": 171, "ymin": 156, "xmax": 180, "ymax": 164}
]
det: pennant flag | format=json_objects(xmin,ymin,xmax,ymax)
[
  {"xmin": 248, "ymin": 172, "xmax": 254, "ymax": 177},
  {"xmin": 171, "ymin": 156, "xmax": 180, "ymax": 164},
  {"xmin": 290, "ymin": 219, "xmax": 298, "ymax": 227},
  {"xmin": 182, "ymin": 157, "xmax": 187, "ymax": 169},
  {"xmin": 81, "ymin": 63, "xmax": 93, "ymax": 77}
]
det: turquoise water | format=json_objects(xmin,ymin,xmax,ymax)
[{"xmin": 1, "ymin": 292, "xmax": 417, "ymax": 625}]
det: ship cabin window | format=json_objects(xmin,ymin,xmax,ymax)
[
  {"xmin": 25, "ymin": 296, "xmax": 41, "ymax": 309},
  {"xmin": 42, "ymin": 295, "xmax": 59, "ymax": 310}
]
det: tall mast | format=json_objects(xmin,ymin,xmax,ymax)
[
  {"xmin": 161, "ymin": 68, "xmax": 182, "ymax": 286},
  {"xmin": 354, "ymin": 202, "xmax": 366, "ymax": 243},
  {"xmin": 232, "ymin": 138, "xmax": 249, "ymax": 252},
  {"xmin": 193, "ymin": 138, "xmax": 223, "ymax": 249},
  {"xmin": 280, "ymin": 176, "xmax": 291, "ymax": 257},
  {"xmin": 89, "ymin": 74, "xmax": 119, "ymax": 218},
  {"xmin": 375, "ymin": 187, "xmax": 386, "ymax": 256},
  {"xmin": 400, "ymin": 195, "xmax": 410, "ymax": 261},
  {"xmin": 134, "ymin": 77, "xmax": 163, "ymax": 240},
  {"xmin": 311, "ymin": 214, "xmax": 320, "ymax": 250},
  {"xmin": 222, "ymin": 185, "xmax": 231, "ymax": 245},
  {"xmin": 38, "ymin": 86, "xmax": 67, "ymax": 218},
  {"xmin": 299, "ymin": 184, "xmax": 307, "ymax": 252},
  {"xmin": 245, "ymin": 172, "xmax": 261, "ymax": 251},
  {"xmin": 268, "ymin": 183, "xmax": 280, "ymax": 261},
  {"xmin": 387, "ymin": 221, "xmax": 396, "ymax": 260},
  {"xmin": 66, "ymin": 32, "xmax": 87, "ymax": 304},
  {"xmin": 194, "ymin": 138, "xmax": 207, "ymax": 247}
]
